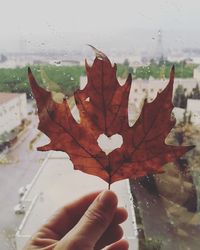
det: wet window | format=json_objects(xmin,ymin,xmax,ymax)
[{"xmin": 0, "ymin": 1, "xmax": 200, "ymax": 250}]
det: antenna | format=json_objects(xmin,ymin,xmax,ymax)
[{"xmin": 155, "ymin": 29, "xmax": 164, "ymax": 62}]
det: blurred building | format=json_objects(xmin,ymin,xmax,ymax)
[
  {"xmin": 0, "ymin": 92, "xmax": 27, "ymax": 149},
  {"xmin": 193, "ymin": 65, "xmax": 200, "ymax": 81},
  {"xmin": 80, "ymin": 76, "xmax": 197, "ymax": 101},
  {"xmin": 80, "ymin": 74, "xmax": 199, "ymax": 126}
]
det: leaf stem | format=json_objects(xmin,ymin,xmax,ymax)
[{"xmin": 108, "ymin": 172, "xmax": 112, "ymax": 190}]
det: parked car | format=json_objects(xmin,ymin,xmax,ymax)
[
  {"xmin": 14, "ymin": 203, "xmax": 25, "ymax": 215},
  {"xmin": 18, "ymin": 184, "xmax": 31, "ymax": 198}
]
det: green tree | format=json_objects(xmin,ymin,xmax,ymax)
[
  {"xmin": 0, "ymin": 54, "xmax": 7, "ymax": 63},
  {"xmin": 123, "ymin": 58, "xmax": 130, "ymax": 67},
  {"xmin": 173, "ymin": 84, "xmax": 187, "ymax": 108}
]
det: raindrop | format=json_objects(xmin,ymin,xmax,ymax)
[{"xmin": 146, "ymin": 201, "xmax": 150, "ymax": 208}]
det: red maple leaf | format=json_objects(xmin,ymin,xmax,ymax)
[{"xmin": 28, "ymin": 51, "xmax": 194, "ymax": 188}]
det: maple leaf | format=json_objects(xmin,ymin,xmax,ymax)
[{"xmin": 28, "ymin": 50, "xmax": 194, "ymax": 188}]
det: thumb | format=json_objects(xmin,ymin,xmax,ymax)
[{"xmin": 58, "ymin": 190, "xmax": 118, "ymax": 249}]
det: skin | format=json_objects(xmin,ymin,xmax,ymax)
[{"xmin": 24, "ymin": 190, "xmax": 129, "ymax": 250}]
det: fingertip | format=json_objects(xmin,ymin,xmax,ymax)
[{"xmin": 97, "ymin": 190, "xmax": 118, "ymax": 210}]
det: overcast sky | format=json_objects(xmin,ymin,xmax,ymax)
[{"xmin": 1, "ymin": 0, "xmax": 200, "ymax": 52}]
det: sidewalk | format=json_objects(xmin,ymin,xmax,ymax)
[{"xmin": 16, "ymin": 151, "xmax": 138, "ymax": 249}]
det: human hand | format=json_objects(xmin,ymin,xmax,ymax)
[{"xmin": 24, "ymin": 190, "xmax": 129, "ymax": 250}]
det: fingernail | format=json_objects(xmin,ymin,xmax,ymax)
[{"xmin": 98, "ymin": 190, "xmax": 118, "ymax": 209}]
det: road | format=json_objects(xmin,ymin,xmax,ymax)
[{"xmin": 0, "ymin": 114, "xmax": 48, "ymax": 250}]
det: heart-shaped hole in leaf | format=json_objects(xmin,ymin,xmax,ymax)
[{"xmin": 97, "ymin": 133, "xmax": 123, "ymax": 155}]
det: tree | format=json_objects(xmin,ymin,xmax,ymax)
[
  {"xmin": 173, "ymin": 84, "xmax": 187, "ymax": 108},
  {"xmin": 0, "ymin": 54, "xmax": 7, "ymax": 63},
  {"xmin": 123, "ymin": 58, "xmax": 130, "ymax": 67},
  {"xmin": 189, "ymin": 83, "xmax": 200, "ymax": 99}
]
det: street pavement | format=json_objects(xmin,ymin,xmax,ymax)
[{"xmin": 0, "ymin": 114, "xmax": 48, "ymax": 250}]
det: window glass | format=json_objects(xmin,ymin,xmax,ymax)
[{"xmin": 0, "ymin": 1, "xmax": 200, "ymax": 250}]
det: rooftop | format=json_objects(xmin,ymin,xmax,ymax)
[{"xmin": 0, "ymin": 92, "xmax": 22, "ymax": 105}]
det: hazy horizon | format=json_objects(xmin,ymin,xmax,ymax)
[{"xmin": 1, "ymin": 0, "xmax": 200, "ymax": 53}]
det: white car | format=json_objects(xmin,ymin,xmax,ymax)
[
  {"xmin": 18, "ymin": 184, "xmax": 31, "ymax": 198},
  {"xmin": 14, "ymin": 203, "xmax": 25, "ymax": 214}
]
